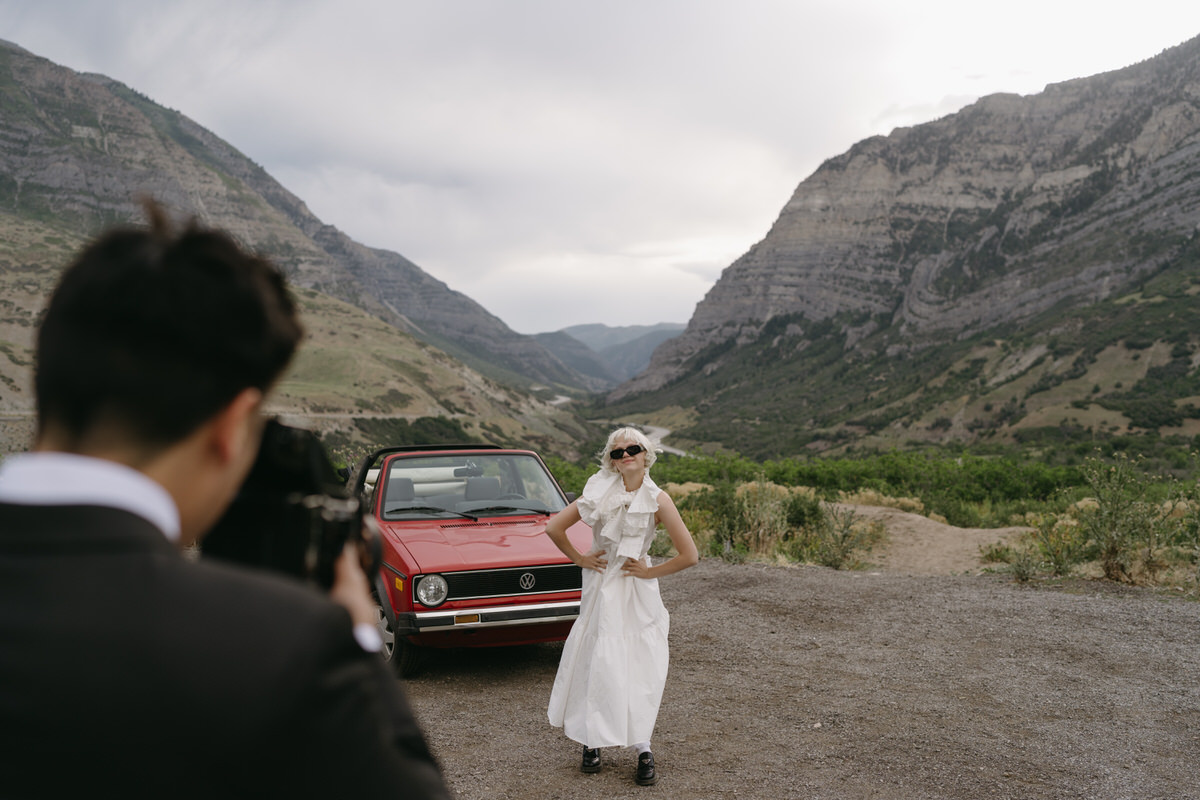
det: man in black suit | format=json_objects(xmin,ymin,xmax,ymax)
[{"xmin": 0, "ymin": 204, "xmax": 451, "ymax": 797}]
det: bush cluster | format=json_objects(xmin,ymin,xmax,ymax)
[
  {"xmin": 545, "ymin": 447, "xmax": 1199, "ymax": 588},
  {"xmin": 989, "ymin": 453, "xmax": 1200, "ymax": 585},
  {"xmin": 670, "ymin": 480, "xmax": 884, "ymax": 570},
  {"xmin": 646, "ymin": 450, "xmax": 1079, "ymax": 527}
]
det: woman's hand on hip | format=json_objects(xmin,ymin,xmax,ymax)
[
  {"xmin": 621, "ymin": 557, "xmax": 653, "ymax": 579},
  {"xmin": 577, "ymin": 549, "xmax": 608, "ymax": 573}
]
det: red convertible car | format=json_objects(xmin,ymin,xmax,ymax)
[{"xmin": 352, "ymin": 444, "xmax": 593, "ymax": 676}]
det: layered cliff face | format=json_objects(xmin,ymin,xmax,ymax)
[
  {"xmin": 615, "ymin": 37, "xmax": 1200, "ymax": 400},
  {"xmin": 0, "ymin": 39, "xmax": 589, "ymax": 390}
]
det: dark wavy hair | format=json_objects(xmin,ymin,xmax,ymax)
[{"xmin": 35, "ymin": 201, "xmax": 303, "ymax": 450}]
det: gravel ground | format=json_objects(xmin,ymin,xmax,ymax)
[{"xmin": 403, "ymin": 530, "xmax": 1200, "ymax": 800}]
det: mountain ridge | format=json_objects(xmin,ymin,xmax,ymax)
[
  {"xmin": 616, "ymin": 36, "xmax": 1200, "ymax": 402},
  {"xmin": 539, "ymin": 322, "xmax": 685, "ymax": 386},
  {"xmin": 604, "ymin": 34, "xmax": 1200, "ymax": 457},
  {"xmin": 0, "ymin": 39, "xmax": 597, "ymax": 457},
  {"xmin": 9, "ymin": 35, "xmax": 1200, "ymax": 461},
  {"xmin": 0, "ymin": 38, "xmax": 593, "ymax": 393}
]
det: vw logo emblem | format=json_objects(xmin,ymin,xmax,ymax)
[{"xmin": 519, "ymin": 572, "xmax": 536, "ymax": 590}]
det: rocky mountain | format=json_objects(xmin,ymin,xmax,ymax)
[
  {"xmin": 533, "ymin": 331, "xmax": 621, "ymax": 389},
  {"xmin": 606, "ymin": 35, "xmax": 1200, "ymax": 458},
  {"xmin": 536, "ymin": 323, "xmax": 685, "ymax": 387},
  {"xmin": 565, "ymin": 323, "xmax": 685, "ymax": 382},
  {"xmin": 0, "ymin": 38, "xmax": 589, "ymax": 392},
  {"xmin": 0, "ymin": 39, "xmax": 600, "ymax": 457},
  {"xmin": 562, "ymin": 323, "xmax": 685, "ymax": 352},
  {"xmin": 0, "ymin": 224, "xmax": 596, "ymax": 458}
]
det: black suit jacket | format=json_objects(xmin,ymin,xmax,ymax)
[{"xmin": 0, "ymin": 503, "xmax": 450, "ymax": 798}]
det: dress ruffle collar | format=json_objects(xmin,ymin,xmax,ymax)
[{"xmin": 576, "ymin": 470, "xmax": 660, "ymax": 559}]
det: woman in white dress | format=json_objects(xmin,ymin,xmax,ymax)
[{"xmin": 545, "ymin": 427, "xmax": 699, "ymax": 786}]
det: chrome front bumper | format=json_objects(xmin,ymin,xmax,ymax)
[{"xmin": 397, "ymin": 599, "xmax": 580, "ymax": 634}]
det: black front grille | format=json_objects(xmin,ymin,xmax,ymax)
[{"xmin": 434, "ymin": 564, "xmax": 582, "ymax": 601}]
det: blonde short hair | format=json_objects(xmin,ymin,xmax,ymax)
[{"xmin": 598, "ymin": 426, "xmax": 660, "ymax": 473}]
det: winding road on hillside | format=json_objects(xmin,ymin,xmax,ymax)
[{"xmin": 636, "ymin": 424, "xmax": 689, "ymax": 457}]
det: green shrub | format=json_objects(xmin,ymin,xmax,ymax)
[
  {"xmin": 543, "ymin": 456, "xmax": 595, "ymax": 497},
  {"xmin": 980, "ymin": 539, "xmax": 1016, "ymax": 564},
  {"xmin": 785, "ymin": 491, "xmax": 823, "ymax": 529},
  {"xmin": 677, "ymin": 481, "xmax": 880, "ymax": 569},
  {"xmin": 653, "ymin": 450, "xmax": 1083, "ymax": 524},
  {"xmin": 1075, "ymin": 453, "xmax": 1175, "ymax": 582},
  {"xmin": 1032, "ymin": 515, "xmax": 1085, "ymax": 577},
  {"xmin": 1008, "ymin": 546, "xmax": 1042, "ymax": 583},
  {"xmin": 648, "ymin": 527, "xmax": 676, "ymax": 558},
  {"xmin": 806, "ymin": 505, "xmax": 883, "ymax": 570}
]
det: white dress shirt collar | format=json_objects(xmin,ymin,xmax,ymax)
[
  {"xmin": 0, "ymin": 452, "xmax": 181, "ymax": 542},
  {"xmin": 0, "ymin": 451, "xmax": 383, "ymax": 651}
]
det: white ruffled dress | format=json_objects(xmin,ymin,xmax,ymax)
[{"xmin": 547, "ymin": 469, "xmax": 670, "ymax": 748}]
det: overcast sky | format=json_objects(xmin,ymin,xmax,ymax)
[{"xmin": 3, "ymin": 1, "xmax": 1199, "ymax": 333}]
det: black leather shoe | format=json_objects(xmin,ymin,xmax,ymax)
[
  {"xmin": 581, "ymin": 747, "xmax": 601, "ymax": 773},
  {"xmin": 635, "ymin": 751, "xmax": 657, "ymax": 786}
]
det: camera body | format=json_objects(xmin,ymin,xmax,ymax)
[{"xmin": 203, "ymin": 419, "xmax": 374, "ymax": 590}]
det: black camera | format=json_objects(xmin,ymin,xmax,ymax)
[{"xmin": 202, "ymin": 419, "xmax": 379, "ymax": 590}]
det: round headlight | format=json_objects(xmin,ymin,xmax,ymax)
[{"xmin": 415, "ymin": 574, "xmax": 449, "ymax": 607}]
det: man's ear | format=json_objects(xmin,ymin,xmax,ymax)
[{"xmin": 209, "ymin": 388, "xmax": 265, "ymax": 465}]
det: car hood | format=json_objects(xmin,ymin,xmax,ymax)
[{"xmin": 383, "ymin": 517, "xmax": 593, "ymax": 573}]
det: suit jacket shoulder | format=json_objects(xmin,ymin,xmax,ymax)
[{"xmin": 0, "ymin": 503, "xmax": 449, "ymax": 798}]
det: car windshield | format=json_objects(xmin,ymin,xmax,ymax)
[{"xmin": 375, "ymin": 452, "xmax": 569, "ymax": 521}]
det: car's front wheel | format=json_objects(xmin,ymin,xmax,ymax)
[{"xmin": 374, "ymin": 599, "xmax": 422, "ymax": 678}]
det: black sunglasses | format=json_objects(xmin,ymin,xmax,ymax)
[{"xmin": 609, "ymin": 444, "xmax": 645, "ymax": 460}]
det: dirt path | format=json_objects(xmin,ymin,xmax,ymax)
[
  {"xmin": 842, "ymin": 503, "xmax": 1029, "ymax": 576},
  {"xmin": 402, "ymin": 507, "xmax": 1199, "ymax": 800}
]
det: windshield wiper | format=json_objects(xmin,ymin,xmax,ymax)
[
  {"xmin": 385, "ymin": 505, "xmax": 478, "ymax": 520},
  {"xmin": 464, "ymin": 504, "xmax": 552, "ymax": 516}
]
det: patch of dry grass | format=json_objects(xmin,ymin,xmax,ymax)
[{"xmin": 837, "ymin": 488, "xmax": 925, "ymax": 514}]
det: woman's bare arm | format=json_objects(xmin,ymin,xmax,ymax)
[
  {"xmin": 545, "ymin": 501, "xmax": 607, "ymax": 573},
  {"xmin": 622, "ymin": 491, "xmax": 699, "ymax": 580}
]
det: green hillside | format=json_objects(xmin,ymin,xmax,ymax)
[
  {"xmin": 0, "ymin": 222, "xmax": 598, "ymax": 460},
  {"xmin": 602, "ymin": 247, "xmax": 1200, "ymax": 460}
]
